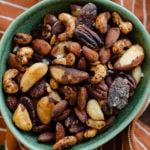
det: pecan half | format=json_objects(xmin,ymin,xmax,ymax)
[
  {"xmin": 75, "ymin": 25, "xmax": 104, "ymax": 49},
  {"xmin": 86, "ymin": 80, "xmax": 108, "ymax": 100}
]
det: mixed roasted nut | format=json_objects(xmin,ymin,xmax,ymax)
[{"xmin": 2, "ymin": 2, "xmax": 145, "ymax": 150}]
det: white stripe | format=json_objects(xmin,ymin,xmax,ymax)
[
  {"xmin": 143, "ymin": 0, "xmax": 147, "ymax": 27},
  {"xmin": 128, "ymin": 125, "xmax": 133, "ymax": 150},
  {"xmin": 135, "ymin": 121, "xmax": 150, "ymax": 136},
  {"xmin": 0, "ymin": 30, "xmax": 5, "ymax": 34},
  {"xmin": 134, "ymin": 135, "xmax": 148, "ymax": 150},
  {"xmin": 0, "ymin": 0, "xmax": 28, "ymax": 11},
  {"xmin": 5, "ymin": 140, "xmax": 8, "ymax": 150},
  {"xmin": 132, "ymin": 0, "xmax": 136, "ymax": 14},
  {"xmin": 0, "ymin": 15, "xmax": 14, "ymax": 21},
  {"xmin": 120, "ymin": 0, "xmax": 124, "ymax": 7},
  {"xmin": 0, "ymin": 128, "xmax": 7, "ymax": 132}
]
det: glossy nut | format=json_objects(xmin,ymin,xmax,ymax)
[
  {"xmin": 114, "ymin": 44, "xmax": 144, "ymax": 71},
  {"xmin": 37, "ymin": 96, "xmax": 55, "ymax": 124},
  {"xmin": 86, "ymin": 99, "xmax": 105, "ymax": 121},
  {"xmin": 13, "ymin": 104, "xmax": 32, "ymax": 131},
  {"xmin": 3, "ymin": 69, "xmax": 19, "ymax": 94},
  {"xmin": 86, "ymin": 118, "xmax": 106, "ymax": 130},
  {"xmin": 32, "ymin": 39, "xmax": 51, "ymax": 55},
  {"xmin": 84, "ymin": 128, "xmax": 97, "ymax": 138},
  {"xmin": 20, "ymin": 62, "xmax": 48, "ymax": 92}
]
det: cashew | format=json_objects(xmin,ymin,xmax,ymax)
[
  {"xmin": 58, "ymin": 13, "xmax": 76, "ymax": 41},
  {"xmin": 86, "ymin": 99, "xmax": 105, "ymax": 121},
  {"xmin": 20, "ymin": 62, "xmax": 48, "ymax": 92},
  {"xmin": 51, "ymin": 41, "xmax": 81, "ymax": 58},
  {"xmin": 3, "ymin": 69, "xmax": 19, "ymax": 94},
  {"xmin": 14, "ymin": 33, "xmax": 32, "ymax": 45},
  {"xmin": 52, "ymin": 53, "xmax": 76, "ymax": 66},
  {"xmin": 112, "ymin": 12, "xmax": 133, "ymax": 34},
  {"xmin": 50, "ymin": 78, "xmax": 59, "ymax": 90},
  {"xmin": 96, "ymin": 11, "xmax": 111, "ymax": 34},
  {"xmin": 84, "ymin": 128, "xmax": 97, "ymax": 138},
  {"xmin": 37, "ymin": 96, "xmax": 55, "ymax": 124},
  {"xmin": 8, "ymin": 53, "xmax": 26, "ymax": 72},
  {"xmin": 90, "ymin": 64, "xmax": 107, "ymax": 84},
  {"xmin": 52, "ymin": 136, "xmax": 77, "ymax": 150},
  {"xmin": 86, "ymin": 118, "xmax": 106, "ymax": 130},
  {"xmin": 112, "ymin": 39, "xmax": 132, "ymax": 55},
  {"xmin": 13, "ymin": 104, "xmax": 32, "ymax": 131},
  {"xmin": 16, "ymin": 47, "xmax": 34, "ymax": 64}
]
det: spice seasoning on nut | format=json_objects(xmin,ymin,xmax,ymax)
[{"xmin": 2, "ymin": 2, "xmax": 145, "ymax": 150}]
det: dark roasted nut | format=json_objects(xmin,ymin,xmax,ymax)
[
  {"xmin": 75, "ymin": 131, "xmax": 85, "ymax": 142},
  {"xmin": 28, "ymin": 79, "xmax": 47, "ymax": 99},
  {"xmin": 69, "ymin": 122, "xmax": 85, "ymax": 134},
  {"xmin": 64, "ymin": 113, "xmax": 77, "ymax": 128},
  {"xmin": 82, "ymin": 46, "xmax": 99, "ymax": 63},
  {"xmin": 77, "ymin": 87, "xmax": 87, "ymax": 110},
  {"xmin": 70, "ymin": 4, "xmax": 82, "ymax": 17},
  {"xmin": 19, "ymin": 96, "xmax": 37, "ymax": 125},
  {"xmin": 32, "ymin": 39, "xmax": 51, "ymax": 55},
  {"xmin": 32, "ymin": 124, "xmax": 51, "ymax": 134},
  {"xmin": 38, "ymin": 132, "xmax": 55, "ymax": 143},
  {"xmin": 56, "ymin": 122, "xmax": 66, "ymax": 142},
  {"xmin": 76, "ymin": 57, "xmax": 87, "ymax": 71},
  {"xmin": 44, "ymin": 14, "xmax": 58, "ymax": 26},
  {"xmin": 59, "ymin": 85, "xmax": 78, "ymax": 105},
  {"xmin": 51, "ymin": 100, "xmax": 68, "ymax": 118},
  {"xmin": 105, "ymin": 27, "xmax": 120, "ymax": 48},
  {"xmin": 74, "ymin": 107, "xmax": 88, "ymax": 123},
  {"xmin": 122, "ymin": 73, "xmax": 137, "ymax": 92},
  {"xmin": 52, "ymin": 21, "xmax": 65, "ymax": 35},
  {"xmin": 86, "ymin": 80, "xmax": 108, "ymax": 100},
  {"xmin": 108, "ymin": 77, "xmax": 130, "ymax": 109},
  {"xmin": 99, "ymin": 47, "xmax": 111, "ymax": 64},
  {"xmin": 52, "ymin": 108, "xmax": 71, "ymax": 122},
  {"xmin": 100, "ymin": 100, "xmax": 112, "ymax": 117},
  {"xmin": 31, "ymin": 24, "xmax": 51, "ymax": 40},
  {"xmin": 75, "ymin": 25, "xmax": 104, "ymax": 49},
  {"xmin": 6, "ymin": 95, "xmax": 18, "ymax": 112},
  {"xmin": 105, "ymin": 76, "xmax": 113, "ymax": 87},
  {"xmin": 76, "ymin": 3, "xmax": 97, "ymax": 29},
  {"xmin": 14, "ymin": 33, "xmax": 32, "ymax": 45},
  {"xmin": 7, "ymin": 53, "xmax": 26, "ymax": 72}
]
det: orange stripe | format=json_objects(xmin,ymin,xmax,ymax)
[
  {"xmin": 0, "ymin": 3, "xmax": 24, "ymax": 19},
  {"xmin": 0, "ymin": 18, "xmax": 12, "ymax": 31},
  {"xmin": 146, "ymin": 0, "xmax": 150, "ymax": 32},
  {"xmin": 5, "ymin": 0, "xmax": 42, "ymax": 8},
  {"xmin": 134, "ymin": 0, "xmax": 143, "ymax": 23},
  {"xmin": 124, "ymin": 0, "xmax": 132, "ymax": 12},
  {"xmin": 111, "ymin": 0, "xmax": 121, "ymax": 5}
]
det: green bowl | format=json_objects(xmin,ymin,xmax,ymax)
[{"xmin": 0, "ymin": 0, "xmax": 150, "ymax": 150}]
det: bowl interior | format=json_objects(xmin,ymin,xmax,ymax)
[{"xmin": 0, "ymin": 0, "xmax": 150, "ymax": 150}]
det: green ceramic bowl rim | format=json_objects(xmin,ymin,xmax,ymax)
[{"xmin": 0, "ymin": 0, "xmax": 150, "ymax": 149}]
